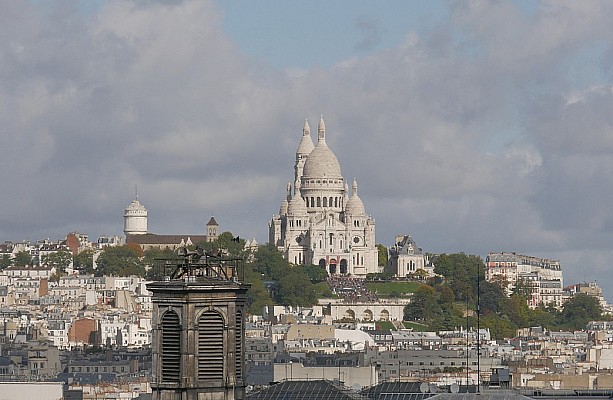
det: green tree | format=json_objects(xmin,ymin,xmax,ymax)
[
  {"xmin": 439, "ymin": 285, "xmax": 455, "ymax": 304},
  {"xmin": 0, "ymin": 254, "xmax": 11, "ymax": 270},
  {"xmin": 500, "ymin": 294, "xmax": 530, "ymax": 327},
  {"xmin": 196, "ymin": 231, "xmax": 245, "ymax": 258},
  {"xmin": 404, "ymin": 284, "xmax": 441, "ymax": 322},
  {"xmin": 42, "ymin": 250, "xmax": 73, "ymax": 275},
  {"xmin": 276, "ymin": 268, "xmax": 318, "ymax": 306},
  {"xmin": 432, "ymin": 253, "xmax": 484, "ymax": 302},
  {"xmin": 527, "ymin": 307, "xmax": 558, "ymax": 329},
  {"xmin": 433, "ymin": 302, "xmax": 466, "ymax": 331},
  {"xmin": 560, "ymin": 293, "xmax": 602, "ymax": 329},
  {"xmin": 249, "ymin": 243, "xmax": 289, "ymax": 281},
  {"xmin": 376, "ymin": 244, "xmax": 388, "ymax": 267},
  {"xmin": 244, "ymin": 265, "xmax": 274, "ymax": 314},
  {"xmin": 217, "ymin": 231, "xmax": 245, "ymax": 257},
  {"xmin": 14, "ymin": 251, "xmax": 32, "ymax": 266},
  {"xmin": 480, "ymin": 314, "xmax": 516, "ymax": 340},
  {"xmin": 142, "ymin": 247, "xmax": 177, "ymax": 279},
  {"xmin": 411, "ymin": 268, "xmax": 429, "ymax": 282},
  {"xmin": 73, "ymin": 250, "xmax": 95, "ymax": 274},
  {"xmin": 480, "ymin": 280, "xmax": 506, "ymax": 315},
  {"xmin": 96, "ymin": 246, "xmax": 145, "ymax": 277},
  {"xmin": 301, "ymin": 264, "xmax": 329, "ymax": 283}
]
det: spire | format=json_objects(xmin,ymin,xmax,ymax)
[
  {"xmin": 303, "ymin": 119, "xmax": 310, "ymax": 135},
  {"xmin": 294, "ymin": 179, "xmax": 301, "ymax": 195},
  {"xmin": 344, "ymin": 181, "xmax": 349, "ymax": 201},
  {"xmin": 286, "ymin": 181, "xmax": 292, "ymax": 195},
  {"xmin": 318, "ymin": 115, "xmax": 326, "ymax": 141},
  {"xmin": 352, "ymin": 178, "xmax": 358, "ymax": 196}
]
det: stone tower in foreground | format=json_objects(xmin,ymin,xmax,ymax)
[{"xmin": 147, "ymin": 249, "xmax": 249, "ymax": 400}]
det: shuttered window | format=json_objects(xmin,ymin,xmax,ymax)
[
  {"xmin": 198, "ymin": 311, "xmax": 224, "ymax": 380},
  {"xmin": 235, "ymin": 310, "xmax": 243, "ymax": 380},
  {"xmin": 161, "ymin": 311, "xmax": 181, "ymax": 382}
]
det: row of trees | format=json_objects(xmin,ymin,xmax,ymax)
[
  {"xmin": 3, "ymin": 240, "xmax": 605, "ymax": 333},
  {"xmin": 404, "ymin": 253, "xmax": 605, "ymax": 338}
]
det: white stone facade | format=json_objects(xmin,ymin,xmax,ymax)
[
  {"xmin": 387, "ymin": 235, "xmax": 427, "ymax": 277},
  {"xmin": 123, "ymin": 196, "xmax": 148, "ymax": 236},
  {"xmin": 269, "ymin": 117, "xmax": 378, "ymax": 277},
  {"xmin": 485, "ymin": 252, "xmax": 563, "ymax": 308}
]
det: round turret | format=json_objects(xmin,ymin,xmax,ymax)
[{"xmin": 124, "ymin": 197, "xmax": 148, "ymax": 235}]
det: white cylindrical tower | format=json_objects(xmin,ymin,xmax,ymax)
[{"xmin": 124, "ymin": 197, "xmax": 148, "ymax": 236}]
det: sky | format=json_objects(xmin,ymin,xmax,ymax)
[{"xmin": 2, "ymin": 1, "xmax": 613, "ymax": 298}]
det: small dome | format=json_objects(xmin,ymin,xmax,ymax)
[
  {"xmin": 345, "ymin": 195, "xmax": 365, "ymax": 216},
  {"xmin": 302, "ymin": 117, "xmax": 342, "ymax": 179},
  {"xmin": 287, "ymin": 180, "xmax": 307, "ymax": 215},
  {"xmin": 345, "ymin": 178, "xmax": 365, "ymax": 216},
  {"xmin": 280, "ymin": 198, "xmax": 289, "ymax": 215},
  {"xmin": 287, "ymin": 194, "xmax": 307, "ymax": 215}
]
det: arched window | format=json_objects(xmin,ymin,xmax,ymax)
[
  {"xmin": 317, "ymin": 197, "xmax": 321, "ymax": 207},
  {"xmin": 329, "ymin": 233, "xmax": 333, "ymax": 246},
  {"xmin": 323, "ymin": 197, "xmax": 328, "ymax": 207},
  {"xmin": 335, "ymin": 197, "xmax": 338, "ymax": 207},
  {"xmin": 329, "ymin": 197, "xmax": 333, "ymax": 207},
  {"xmin": 311, "ymin": 197, "xmax": 315, "ymax": 207},
  {"xmin": 161, "ymin": 311, "xmax": 181, "ymax": 382},
  {"xmin": 340, "ymin": 259, "xmax": 348, "ymax": 274},
  {"xmin": 198, "ymin": 311, "xmax": 224, "ymax": 381}
]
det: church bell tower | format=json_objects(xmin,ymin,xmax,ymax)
[{"xmin": 147, "ymin": 248, "xmax": 249, "ymax": 400}]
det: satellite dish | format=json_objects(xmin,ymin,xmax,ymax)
[
  {"xmin": 451, "ymin": 383, "xmax": 460, "ymax": 394},
  {"xmin": 419, "ymin": 383, "xmax": 429, "ymax": 393},
  {"xmin": 429, "ymin": 384, "xmax": 438, "ymax": 394}
]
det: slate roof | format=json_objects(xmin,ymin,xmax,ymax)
[
  {"xmin": 247, "ymin": 380, "xmax": 367, "ymax": 400},
  {"xmin": 361, "ymin": 382, "xmax": 434, "ymax": 400}
]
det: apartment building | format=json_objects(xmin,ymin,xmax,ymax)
[{"xmin": 485, "ymin": 252, "xmax": 563, "ymax": 308}]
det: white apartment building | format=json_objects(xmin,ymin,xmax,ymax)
[{"xmin": 485, "ymin": 252, "xmax": 563, "ymax": 308}]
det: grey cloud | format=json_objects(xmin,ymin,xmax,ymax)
[{"xmin": 3, "ymin": 1, "xmax": 613, "ymax": 298}]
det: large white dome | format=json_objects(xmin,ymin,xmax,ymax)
[{"xmin": 302, "ymin": 117, "xmax": 342, "ymax": 179}]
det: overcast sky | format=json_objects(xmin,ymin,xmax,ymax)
[{"xmin": 2, "ymin": 1, "xmax": 613, "ymax": 298}]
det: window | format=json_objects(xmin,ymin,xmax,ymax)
[
  {"xmin": 236, "ymin": 310, "xmax": 243, "ymax": 380},
  {"xmin": 198, "ymin": 311, "xmax": 224, "ymax": 381},
  {"xmin": 161, "ymin": 310, "xmax": 181, "ymax": 382}
]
